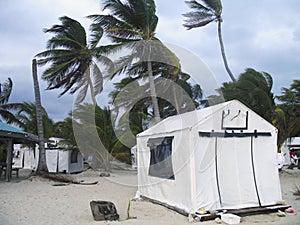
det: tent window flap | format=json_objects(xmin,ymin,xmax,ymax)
[
  {"xmin": 70, "ymin": 151, "xmax": 78, "ymax": 163},
  {"xmin": 148, "ymin": 136, "xmax": 175, "ymax": 180}
]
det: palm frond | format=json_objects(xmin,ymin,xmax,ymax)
[
  {"xmin": 0, "ymin": 78, "xmax": 13, "ymax": 104},
  {"xmin": 74, "ymin": 80, "xmax": 89, "ymax": 105},
  {"xmin": 91, "ymin": 63, "xmax": 103, "ymax": 96},
  {"xmin": 185, "ymin": 0, "xmax": 211, "ymax": 11},
  {"xmin": 89, "ymin": 23, "xmax": 104, "ymax": 49},
  {"xmin": 202, "ymin": 0, "xmax": 222, "ymax": 15},
  {"xmin": 44, "ymin": 16, "xmax": 87, "ymax": 47},
  {"xmin": 183, "ymin": 0, "xmax": 221, "ymax": 29}
]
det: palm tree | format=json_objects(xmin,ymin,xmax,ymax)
[
  {"xmin": 216, "ymin": 68, "xmax": 288, "ymax": 148},
  {"xmin": 3, "ymin": 100, "xmax": 55, "ymax": 172},
  {"xmin": 0, "ymin": 78, "xmax": 23, "ymax": 125},
  {"xmin": 36, "ymin": 16, "xmax": 113, "ymax": 105},
  {"xmin": 3, "ymin": 102, "xmax": 54, "ymax": 138},
  {"xmin": 32, "ymin": 59, "xmax": 48, "ymax": 172},
  {"xmin": 0, "ymin": 78, "xmax": 12, "ymax": 104},
  {"xmin": 88, "ymin": 0, "xmax": 180, "ymax": 123},
  {"xmin": 219, "ymin": 68, "xmax": 275, "ymax": 121},
  {"xmin": 277, "ymin": 80, "xmax": 300, "ymax": 141},
  {"xmin": 73, "ymin": 104, "xmax": 129, "ymax": 171},
  {"xmin": 183, "ymin": 0, "xmax": 236, "ymax": 81},
  {"xmin": 53, "ymin": 117, "xmax": 77, "ymax": 148}
]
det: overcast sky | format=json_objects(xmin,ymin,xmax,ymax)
[{"xmin": 0, "ymin": 0, "xmax": 299, "ymax": 121}]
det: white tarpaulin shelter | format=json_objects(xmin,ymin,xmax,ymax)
[
  {"xmin": 13, "ymin": 145, "xmax": 84, "ymax": 174},
  {"xmin": 43, "ymin": 137, "xmax": 84, "ymax": 173},
  {"xmin": 44, "ymin": 149, "xmax": 84, "ymax": 173},
  {"xmin": 131, "ymin": 145, "xmax": 137, "ymax": 170},
  {"xmin": 280, "ymin": 137, "xmax": 300, "ymax": 165},
  {"xmin": 13, "ymin": 145, "xmax": 36, "ymax": 170},
  {"xmin": 136, "ymin": 100, "xmax": 282, "ymax": 214}
]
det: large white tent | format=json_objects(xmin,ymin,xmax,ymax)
[{"xmin": 136, "ymin": 100, "xmax": 282, "ymax": 214}]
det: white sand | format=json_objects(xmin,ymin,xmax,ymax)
[{"xmin": 0, "ymin": 168, "xmax": 299, "ymax": 225}]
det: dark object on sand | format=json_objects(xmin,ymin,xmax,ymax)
[
  {"xmin": 90, "ymin": 200, "xmax": 119, "ymax": 221},
  {"xmin": 100, "ymin": 172, "xmax": 110, "ymax": 177},
  {"xmin": 37, "ymin": 172, "xmax": 98, "ymax": 185}
]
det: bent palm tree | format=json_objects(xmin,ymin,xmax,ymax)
[
  {"xmin": 0, "ymin": 78, "xmax": 12, "ymax": 104},
  {"xmin": 3, "ymin": 102, "xmax": 54, "ymax": 138},
  {"xmin": 277, "ymin": 80, "xmax": 300, "ymax": 141},
  {"xmin": 0, "ymin": 78, "xmax": 20, "ymax": 124},
  {"xmin": 36, "ymin": 16, "xmax": 113, "ymax": 105},
  {"xmin": 183, "ymin": 0, "xmax": 236, "ymax": 81},
  {"xmin": 89, "ymin": 0, "xmax": 180, "ymax": 123}
]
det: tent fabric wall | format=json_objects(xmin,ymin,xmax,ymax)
[
  {"xmin": 23, "ymin": 148, "xmax": 35, "ymax": 170},
  {"xmin": 34, "ymin": 148, "xmax": 83, "ymax": 173},
  {"xmin": 46, "ymin": 150, "xmax": 59, "ymax": 173},
  {"xmin": 12, "ymin": 149, "xmax": 24, "ymax": 169},
  {"xmin": 137, "ymin": 131, "xmax": 195, "ymax": 212},
  {"xmin": 137, "ymin": 100, "xmax": 282, "ymax": 214},
  {"xmin": 281, "ymin": 137, "xmax": 300, "ymax": 165},
  {"xmin": 52, "ymin": 149, "xmax": 83, "ymax": 173},
  {"xmin": 58, "ymin": 150, "xmax": 69, "ymax": 173}
]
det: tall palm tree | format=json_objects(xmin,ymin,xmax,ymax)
[
  {"xmin": 89, "ymin": 0, "xmax": 180, "ymax": 123},
  {"xmin": 32, "ymin": 59, "xmax": 47, "ymax": 172},
  {"xmin": 183, "ymin": 0, "xmax": 236, "ymax": 81},
  {"xmin": 36, "ymin": 16, "xmax": 113, "ymax": 105}
]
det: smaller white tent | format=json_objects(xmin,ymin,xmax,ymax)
[
  {"xmin": 13, "ymin": 145, "xmax": 36, "ymax": 170},
  {"xmin": 44, "ymin": 149, "xmax": 84, "ymax": 173},
  {"xmin": 43, "ymin": 137, "xmax": 84, "ymax": 173},
  {"xmin": 12, "ymin": 140, "xmax": 84, "ymax": 174},
  {"xmin": 281, "ymin": 137, "xmax": 300, "ymax": 165},
  {"xmin": 131, "ymin": 145, "xmax": 137, "ymax": 170},
  {"xmin": 136, "ymin": 100, "xmax": 282, "ymax": 214}
]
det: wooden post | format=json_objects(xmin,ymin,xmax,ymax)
[{"xmin": 5, "ymin": 139, "xmax": 13, "ymax": 182}]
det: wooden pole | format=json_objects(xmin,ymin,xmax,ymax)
[{"xmin": 5, "ymin": 139, "xmax": 13, "ymax": 182}]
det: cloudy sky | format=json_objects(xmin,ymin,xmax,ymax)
[{"xmin": 0, "ymin": 0, "xmax": 299, "ymax": 121}]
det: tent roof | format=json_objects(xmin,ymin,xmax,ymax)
[
  {"xmin": 137, "ymin": 100, "xmax": 271, "ymax": 137},
  {"xmin": 0, "ymin": 122, "xmax": 39, "ymax": 143}
]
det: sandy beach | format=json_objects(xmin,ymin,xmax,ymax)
[{"xmin": 0, "ymin": 167, "xmax": 299, "ymax": 225}]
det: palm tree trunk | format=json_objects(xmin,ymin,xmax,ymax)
[
  {"xmin": 32, "ymin": 59, "xmax": 48, "ymax": 172},
  {"xmin": 147, "ymin": 61, "xmax": 161, "ymax": 123},
  {"xmin": 217, "ymin": 20, "xmax": 236, "ymax": 82}
]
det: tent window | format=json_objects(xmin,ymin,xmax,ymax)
[
  {"xmin": 148, "ymin": 136, "xmax": 175, "ymax": 180},
  {"xmin": 70, "ymin": 151, "xmax": 78, "ymax": 163}
]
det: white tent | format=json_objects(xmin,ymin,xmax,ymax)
[
  {"xmin": 280, "ymin": 137, "xmax": 300, "ymax": 165},
  {"xmin": 44, "ymin": 149, "xmax": 84, "ymax": 173},
  {"xmin": 136, "ymin": 100, "xmax": 282, "ymax": 214},
  {"xmin": 131, "ymin": 145, "xmax": 137, "ymax": 170},
  {"xmin": 44, "ymin": 137, "xmax": 84, "ymax": 173},
  {"xmin": 13, "ymin": 145, "xmax": 36, "ymax": 170}
]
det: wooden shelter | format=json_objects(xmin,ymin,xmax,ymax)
[{"xmin": 0, "ymin": 122, "xmax": 38, "ymax": 181}]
